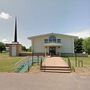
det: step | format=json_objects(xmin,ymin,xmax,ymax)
[
  {"xmin": 41, "ymin": 66, "xmax": 69, "ymax": 68},
  {"xmin": 40, "ymin": 66, "xmax": 71, "ymax": 73},
  {"xmin": 41, "ymin": 69, "xmax": 71, "ymax": 73},
  {"xmin": 41, "ymin": 68, "xmax": 71, "ymax": 71}
]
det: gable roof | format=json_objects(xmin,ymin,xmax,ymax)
[{"xmin": 28, "ymin": 33, "xmax": 78, "ymax": 39}]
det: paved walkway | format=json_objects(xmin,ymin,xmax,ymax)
[
  {"xmin": 0, "ymin": 73, "xmax": 90, "ymax": 90},
  {"xmin": 42, "ymin": 57, "xmax": 68, "ymax": 67}
]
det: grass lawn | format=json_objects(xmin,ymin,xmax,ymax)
[
  {"xmin": 0, "ymin": 53, "xmax": 24, "ymax": 72},
  {"xmin": 63, "ymin": 56, "xmax": 90, "ymax": 74},
  {"xmin": 63, "ymin": 56, "xmax": 90, "ymax": 67},
  {"xmin": 29, "ymin": 63, "xmax": 40, "ymax": 73},
  {"xmin": 21, "ymin": 51, "xmax": 32, "ymax": 54}
]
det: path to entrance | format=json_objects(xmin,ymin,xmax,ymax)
[{"xmin": 42, "ymin": 57, "xmax": 68, "ymax": 67}]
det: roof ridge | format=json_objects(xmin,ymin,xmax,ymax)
[{"xmin": 28, "ymin": 33, "xmax": 78, "ymax": 39}]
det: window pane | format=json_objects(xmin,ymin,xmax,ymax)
[
  {"xmin": 44, "ymin": 39, "xmax": 48, "ymax": 43},
  {"xmin": 57, "ymin": 39, "xmax": 61, "ymax": 43},
  {"xmin": 53, "ymin": 39, "xmax": 56, "ymax": 43},
  {"xmin": 49, "ymin": 35, "xmax": 56, "ymax": 43}
]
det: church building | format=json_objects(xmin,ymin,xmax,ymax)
[{"xmin": 28, "ymin": 33, "xmax": 78, "ymax": 56}]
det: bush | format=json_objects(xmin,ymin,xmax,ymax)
[{"xmin": 0, "ymin": 42, "xmax": 6, "ymax": 53}]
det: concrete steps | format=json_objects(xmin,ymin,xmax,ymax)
[
  {"xmin": 41, "ymin": 57, "xmax": 71, "ymax": 73},
  {"xmin": 41, "ymin": 66, "xmax": 71, "ymax": 73}
]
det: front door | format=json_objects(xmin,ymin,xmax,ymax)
[{"xmin": 49, "ymin": 47, "xmax": 56, "ymax": 56}]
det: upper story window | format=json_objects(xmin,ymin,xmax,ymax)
[
  {"xmin": 44, "ymin": 35, "xmax": 61, "ymax": 43},
  {"xmin": 49, "ymin": 35, "xmax": 56, "ymax": 43},
  {"xmin": 57, "ymin": 39, "xmax": 61, "ymax": 43},
  {"xmin": 44, "ymin": 39, "xmax": 48, "ymax": 43}
]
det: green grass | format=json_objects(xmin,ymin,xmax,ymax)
[
  {"xmin": 21, "ymin": 51, "xmax": 32, "ymax": 54},
  {"xmin": 30, "ymin": 63, "xmax": 40, "ymax": 72},
  {"xmin": 0, "ymin": 53, "xmax": 24, "ymax": 72},
  {"xmin": 63, "ymin": 56, "xmax": 90, "ymax": 69}
]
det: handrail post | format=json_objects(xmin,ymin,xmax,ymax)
[
  {"xmin": 68, "ymin": 57, "xmax": 71, "ymax": 69},
  {"xmin": 78, "ymin": 60, "xmax": 83, "ymax": 67},
  {"xmin": 37, "ymin": 55, "xmax": 39, "ymax": 65},
  {"xmin": 28, "ymin": 57, "xmax": 30, "ymax": 72},
  {"xmin": 40, "ymin": 57, "xmax": 42, "ymax": 70},
  {"xmin": 75, "ymin": 53, "xmax": 77, "ymax": 67},
  {"xmin": 32, "ymin": 53, "xmax": 34, "ymax": 66}
]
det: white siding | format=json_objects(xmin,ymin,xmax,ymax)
[
  {"xmin": 31, "ymin": 34, "xmax": 75, "ymax": 53},
  {"xmin": 56, "ymin": 35, "xmax": 74, "ymax": 53}
]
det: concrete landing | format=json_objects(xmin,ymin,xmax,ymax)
[{"xmin": 42, "ymin": 57, "xmax": 68, "ymax": 67}]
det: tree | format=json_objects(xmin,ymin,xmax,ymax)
[
  {"xmin": 83, "ymin": 37, "xmax": 90, "ymax": 54},
  {"xmin": 74, "ymin": 38, "xmax": 84, "ymax": 53},
  {"xmin": 0, "ymin": 42, "xmax": 6, "ymax": 53},
  {"xmin": 22, "ymin": 45, "xmax": 27, "ymax": 51},
  {"xmin": 28, "ymin": 46, "xmax": 32, "ymax": 52}
]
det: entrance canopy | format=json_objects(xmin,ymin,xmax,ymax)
[{"xmin": 44, "ymin": 43, "xmax": 62, "ymax": 47}]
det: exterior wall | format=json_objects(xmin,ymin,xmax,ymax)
[
  {"xmin": 31, "ymin": 34, "xmax": 76, "ymax": 54},
  {"xmin": 9, "ymin": 44, "xmax": 21, "ymax": 56},
  {"xmin": 56, "ymin": 35, "xmax": 75, "ymax": 53},
  {"xmin": 31, "ymin": 36, "xmax": 47, "ymax": 53}
]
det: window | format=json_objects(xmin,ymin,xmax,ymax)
[
  {"xmin": 44, "ymin": 39, "xmax": 48, "ymax": 43},
  {"xmin": 44, "ymin": 36, "xmax": 61, "ymax": 43},
  {"xmin": 57, "ymin": 39, "xmax": 61, "ymax": 43},
  {"xmin": 49, "ymin": 35, "xmax": 56, "ymax": 43}
]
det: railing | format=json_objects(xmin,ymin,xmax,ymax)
[
  {"xmin": 78, "ymin": 60, "xmax": 83, "ymax": 67},
  {"xmin": 15, "ymin": 56, "xmax": 44, "ymax": 73},
  {"xmin": 40, "ymin": 57, "xmax": 46, "ymax": 72},
  {"xmin": 67, "ymin": 57, "xmax": 83, "ymax": 72},
  {"xmin": 67, "ymin": 57, "xmax": 71, "ymax": 69},
  {"xmin": 40, "ymin": 57, "xmax": 42, "ymax": 70},
  {"xmin": 15, "ymin": 56, "xmax": 32, "ymax": 73}
]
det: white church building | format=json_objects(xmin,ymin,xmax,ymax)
[{"xmin": 28, "ymin": 33, "xmax": 78, "ymax": 56}]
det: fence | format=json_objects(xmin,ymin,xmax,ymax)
[
  {"xmin": 67, "ymin": 57, "xmax": 84, "ymax": 72},
  {"xmin": 15, "ymin": 56, "xmax": 44, "ymax": 73}
]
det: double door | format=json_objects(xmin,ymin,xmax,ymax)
[{"xmin": 49, "ymin": 47, "xmax": 56, "ymax": 56}]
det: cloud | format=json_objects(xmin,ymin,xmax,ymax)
[
  {"xmin": 66, "ymin": 29, "xmax": 90, "ymax": 38},
  {"xmin": 0, "ymin": 12, "xmax": 12, "ymax": 20},
  {"xmin": 1, "ymin": 39, "xmax": 10, "ymax": 43}
]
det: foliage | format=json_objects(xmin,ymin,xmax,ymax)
[
  {"xmin": 0, "ymin": 42, "xmax": 6, "ymax": 53},
  {"xmin": 83, "ymin": 37, "xmax": 90, "ymax": 54},
  {"xmin": 74, "ymin": 38, "xmax": 84, "ymax": 53},
  {"xmin": 28, "ymin": 46, "xmax": 32, "ymax": 52},
  {"xmin": 22, "ymin": 45, "xmax": 27, "ymax": 51}
]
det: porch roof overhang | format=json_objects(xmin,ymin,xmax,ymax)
[{"xmin": 44, "ymin": 43, "xmax": 62, "ymax": 47}]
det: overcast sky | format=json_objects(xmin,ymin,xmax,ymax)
[{"xmin": 0, "ymin": 0, "xmax": 90, "ymax": 48}]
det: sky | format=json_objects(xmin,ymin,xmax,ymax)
[{"xmin": 0, "ymin": 0, "xmax": 90, "ymax": 48}]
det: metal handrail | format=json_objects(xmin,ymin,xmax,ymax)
[
  {"xmin": 15, "ymin": 56, "xmax": 45, "ymax": 73},
  {"xmin": 15, "ymin": 56, "xmax": 32, "ymax": 72},
  {"xmin": 68, "ymin": 57, "xmax": 71, "ymax": 69}
]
